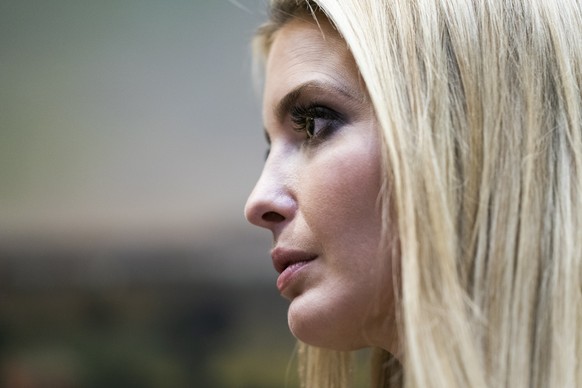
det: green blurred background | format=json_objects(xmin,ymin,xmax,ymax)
[{"xmin": 0, "ymin": 0, "xmax": 299, "ymax": 386}]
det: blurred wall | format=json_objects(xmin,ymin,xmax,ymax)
[
  {"xmin": 0, "ymin": 2, "xmax": 295, "ymax": 387},
  {"xmin": 0, "ymin": 0, "xmax": 273, "ymax": 283}
]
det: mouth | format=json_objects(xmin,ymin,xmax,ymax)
[
  {"xmin": 271, "ymin": 246, "xmax": 317, "ymax": 274},
  {"xmin": 271, "ymin": 246, "xmax": 317, "ymax": 293}
]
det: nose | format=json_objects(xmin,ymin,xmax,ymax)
[{"xmin": 244, "ymin": 158, "xmax": 296, "ymax": 234}]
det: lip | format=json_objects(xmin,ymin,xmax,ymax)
[{"xmin": 271, "ymin": 246, "xmax": 317, "ymax": 293}]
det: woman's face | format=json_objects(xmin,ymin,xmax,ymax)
[{"xmin": 245, "ymin": 16, "xmax": 397, "ymax": 351}]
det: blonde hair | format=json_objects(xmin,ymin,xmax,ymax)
[{"xmin": 254, "ymin": 1, "xmax": 582, "ymax": 387}]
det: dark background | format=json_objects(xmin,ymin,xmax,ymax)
[{"xmin": 0, "ymin": 1, "xmax": 299, "ymax": 386}]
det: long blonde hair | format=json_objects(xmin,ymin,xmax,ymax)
[{"xmin": 253, "ymin": 1, "xmax": 582, "ymax": 387}]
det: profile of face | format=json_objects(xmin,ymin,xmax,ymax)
[{"xmin": 245, "ymin": 15, "xmax": 397, "ymax": 352}]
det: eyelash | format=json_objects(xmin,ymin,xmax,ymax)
[
  {"xmin": 264, "ymin": 104, "xmax": 345, "ymax": 160},
  {"xmin": 290, "ymin": 104, "xmax": 344, "ymax": 143}
]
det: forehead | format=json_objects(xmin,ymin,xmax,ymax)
[
  {"xmin": 267, "ymin": 15, "xmax": 347, "ymax": 64},
  {"xmin": 263, "ymin": 16, "xmax": 362, "ymax": 118}
]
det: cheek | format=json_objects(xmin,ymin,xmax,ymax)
[
  {"xmin": 288, "ymin": 135, "xmax": 397, "ymax": 349},
  {"xmin": 300, "ymin": 139, "xmax": 383, "ymax": 246}
]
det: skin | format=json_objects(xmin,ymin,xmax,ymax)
[{"xmin": 245, "ymin": 15, "xmax": 397, "ymax": 352}]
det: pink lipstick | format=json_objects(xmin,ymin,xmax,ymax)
[{"xmin": 271, "ymin": 247, "xmax": 317, "ymax": 293}]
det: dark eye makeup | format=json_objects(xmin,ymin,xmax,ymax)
[
  {"xmin": 290, "ymin": 104, "xmax": 345, "ymax": 143},
  {"xmin": 264, "ymin": 103, "xmax": 345, "ymax": 159}
]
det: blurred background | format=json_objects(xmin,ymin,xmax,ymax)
[{"xmin": 0, "ymin": 0, "xmax": 298, "ymax": 387}]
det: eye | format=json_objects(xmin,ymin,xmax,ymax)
[{"xmin": 290, "ymin": 104, "xmax": 344, "ymax": 141}]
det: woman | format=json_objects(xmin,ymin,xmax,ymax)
[{"xmin": 245, "ymin": 1, "xmax": 582, "ymax": 387}]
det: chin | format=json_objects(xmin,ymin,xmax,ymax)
[{"xmin": 287, "ymin": 295, "xmax": 365, "ymax": 351}]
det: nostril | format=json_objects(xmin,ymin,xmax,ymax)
[{"xmin": 262, "ymin": 211, "xmax": 285, "ymax": 223}]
